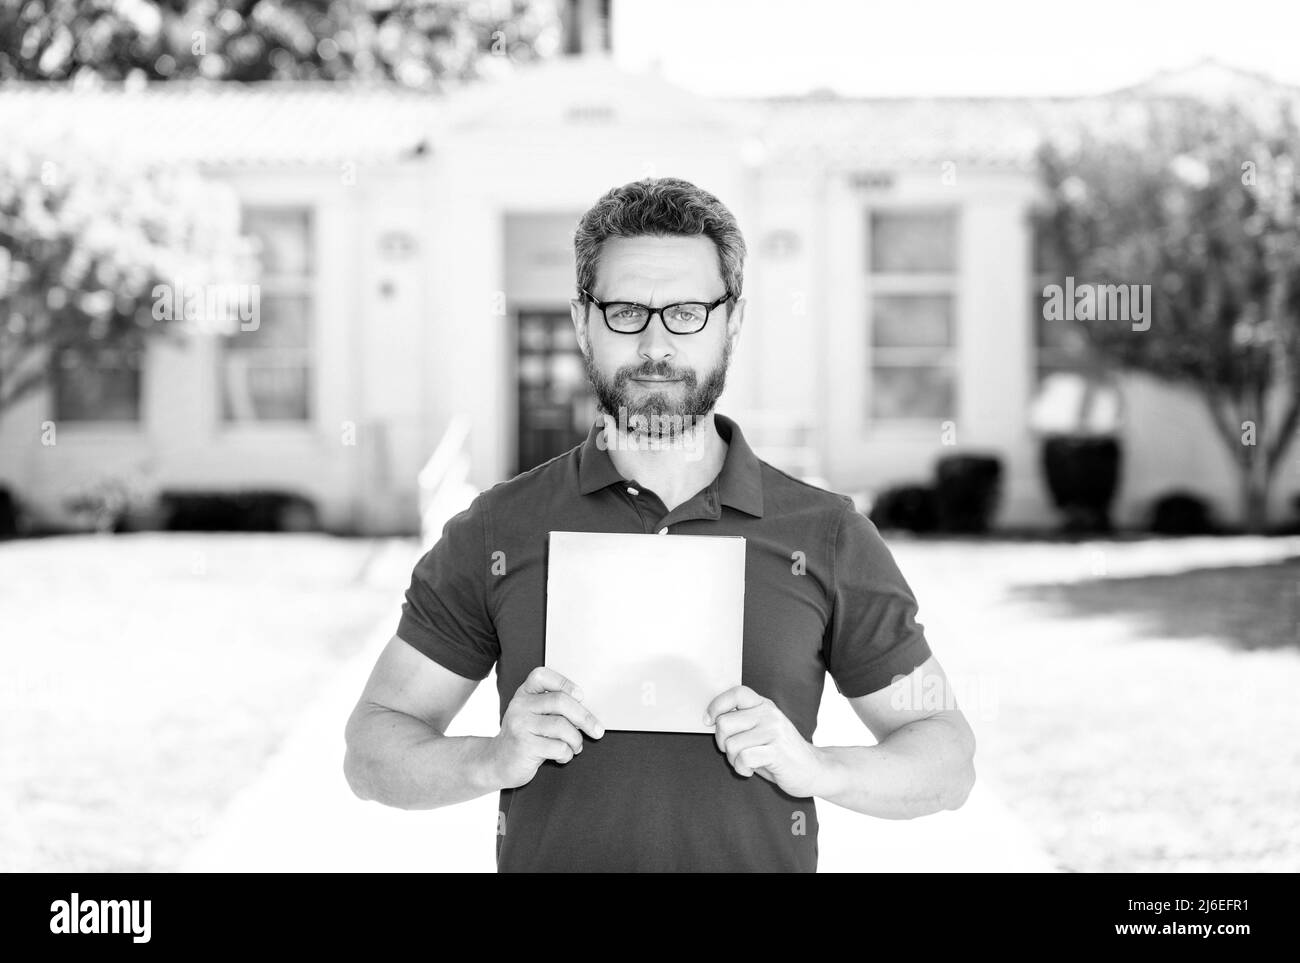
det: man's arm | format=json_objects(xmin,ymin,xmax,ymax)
[
  {"xmin": 344, "ymin": 636, "xmax": 604, "ymax": 809},
  {"xmin": 708, "ymin": 654, "xmax": 975, "ymax": 818},
  {"xmin": 814, "ymin": 654, "xmax": 976, "ymax": 818},
  {"xmin": 343, "ymin": 633, "xmax": 499, "ymax": 810}
]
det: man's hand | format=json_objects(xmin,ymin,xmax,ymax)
[
  {"xmin": 704, "ymin": 685, "xmax": 824, "ymax": 798},
  {"xmin": 485, "ymin": 666, "xmax": 605, "ymax": 789}
]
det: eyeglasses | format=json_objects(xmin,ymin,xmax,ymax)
[{"xmin": 580, "ymin": 287, "xmax": 731, "ymax": 335}]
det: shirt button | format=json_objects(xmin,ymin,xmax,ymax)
[
  {"xmin": 627, "ymin": 487, "xmax": 639, "ymax": 496},
  {"xmin": 658, "ymin": 527, "xmax": 668, "ymax": 535}
]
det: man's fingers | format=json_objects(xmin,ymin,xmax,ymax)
[
  {"xmin": 529, "ymin": 715, "xmax": 585, "ymax": 755},
  {"xmin": 731, "ymin": 744, "xmax": 775, "ymax": 778},
  {"xmin": 520, "ymin": 666, "xmax": 584, "ymax": 701},
  {"xmin": 533, "ymin": 691, "xmax": 605, "ymax": 739},
  {"xmin": 531, "ymin": 735, "xmax": 577, "ymax": 765},
  {"xmin": 704, "ymin": 685, "xmax": 767, "ymax": 726},
  {"xmin": 723, "ymin": 727, "xmax": 772, "ymax": 774},
  {"xmin": 712, "ymin": 706, "xmax": 759, "ymax": 753}
]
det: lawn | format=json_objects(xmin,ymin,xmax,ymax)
[
  {"xmin": 5, "ymin": 531, "xmax": 1297, "ymax": 874},
  {"xmin": 922, "ymin": 551, "xmax": 1300, "ymax": 872},
  {"xmin": 0, "ymin": 532, "xmax": 408, "ymax": 872}
]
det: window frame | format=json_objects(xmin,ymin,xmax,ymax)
[
  {"xmin": 864, "ymin": 205, "xmax": 962, "ymax": 429},
  {"xmin": 49, "ymin": 342, "xmax": 146, "ymax": 427},
  {"xmin": 216, "ymin": 204, "xmax": 317, "ymax": 429}
]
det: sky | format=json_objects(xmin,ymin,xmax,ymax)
[{"xmin": 611, "ymin": 0, "xmax": 1300, "ymax": 98}]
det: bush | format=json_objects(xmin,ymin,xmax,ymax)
[
  {"xmin": 0, "ymin": 485, "xmax": 17, "ymax": 536},
  {"xmin": 934, "ymin": 453, "xmax": 1003, "ymax": 533},
  {"xmin": 159, "ymin": 490, "xmax": 319, "ymax": 532},
  {"xmin": 1148, "ymin": 491, "xmax": 1216, "ymax": 535},
  {"xmin": 1041, "ymin": 436, "xmax": 1122, "ymax": 532},
  {"xmin": 868, "ymin": 484, "xmax": 938, "ymax": 533},
  {"xmin": 63, "ymin": 474, "xmax": 156, "ymax": 533}
]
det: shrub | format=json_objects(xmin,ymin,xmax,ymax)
[
  {"xmin": 1148, "ymin": 491, "xmax": 1216, "ymax": 535},
  {"xmin": 0, "ymin": 485, "xmax": 17, "ymax": 536},
  {"xmin": 868, "ymin": 484, "xmax": 938, "ymax": 534},
  {"xmin": 159, "ymin": 490, "xmax": 319, "ymax": 532},
  {"xmin": 63, "ymin": 473, "xmax": 156, "ymax": 533}
]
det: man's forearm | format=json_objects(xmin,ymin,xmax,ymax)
[
  {"xmin": 344, "ymin": 706, "xmax": 501, "ymax": 810},
  {"xmin": 812, "ymin": 714, "xmax": 976, "ymax": 818}
]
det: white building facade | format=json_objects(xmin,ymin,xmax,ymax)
[{"xmin": 1, "ymin": 56, "xmax": 1296, "ymax": 533}]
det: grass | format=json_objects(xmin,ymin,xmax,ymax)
[
  {"xmin": 969, "ymin": 558, "xmax": 1300, "ymax": 872},
  {"xmin": 0, "ymin": 532, "xmax": 404, "ymax": 871},
  {"xmin": 1008, "ymin": 558, "xmax": 1300, "ymax": 652},
  {"xmin": 5, "ymin": 531, "xmax": 1296, "ymax": 873}
]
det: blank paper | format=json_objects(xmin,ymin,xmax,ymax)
[{"xmin": 544, "ymin": 530, "xmax": 746, "ymax": 733}]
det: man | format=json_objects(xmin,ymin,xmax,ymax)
[{"xmin": 343, "ymin": 177, "xmax": 976, "ymax": 872}]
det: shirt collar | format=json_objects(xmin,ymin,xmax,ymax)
[{"xmin": 577, "ymin": 412, "xmax": 765, "ymax": 518}]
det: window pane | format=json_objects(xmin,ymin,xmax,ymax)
[
  {"xmin": 220, "ymin": 352, "xmax": 310, "ymax": 421},
  {"xmin": 870, "ymin": 365, "xmax": 954, "ymax": 421},
  {"xmin": 53, "ymin": 347, "xmax": 142, "ymax": 422},
  {"xmin": 221, "ymin": 295, "xmax": 310, "ymax": 421},
  {"xmin": 872, "ymin": 294, "xmax": 953, "ymax": 348},
  {"xmin": 222, "ymin": 206, "xmax": 313, "ymax": 423},
  {"xmin": 244, "ymin": 208, "xmax": 312, "ymax": 277},
  {"xmin": 225, "ymin": 294, "xmax": 309, "ymax": 350},
  {"xmin": 870, "ymin": 210, "xmax": 957, "ymax": 273}
]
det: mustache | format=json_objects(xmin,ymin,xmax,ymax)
[{"xmin": 618, "ymin": 362, "xmax": 693, "ymax": 381}]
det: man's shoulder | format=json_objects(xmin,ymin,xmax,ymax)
[
  {"xmin": 474, "ymin": 442, "xmax": 584, "ymax": 511},
  {"xmin": 754, "ymin": 457, "xmax": 858, "ymax": 523}
]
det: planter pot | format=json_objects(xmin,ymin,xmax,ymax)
[
  {"xmin": 934, "ymin": 453, "xmax": 1003, "ymax": 533},
  {"xmin": 1041, "ymin": 435, "xmax": 1122, "ymax": 533}
]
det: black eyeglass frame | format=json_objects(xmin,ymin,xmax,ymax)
[{"xmin": 579, "ymin": 287, "xmax": 734, "ymax": 335}]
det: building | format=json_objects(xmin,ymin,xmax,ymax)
[{"xmin": 2, "ymin": 55, "xmax": 1298, "ymax": 534}]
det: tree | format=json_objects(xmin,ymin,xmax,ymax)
[
  {"xmin": 0, "ymin": 137, "xmax": 250, "ymax": 416},
  {"xmin": 1035, "ymin": 95, "xmax": 1300, "ymax": 532},
  {"xmin": 0, "ymin": 0, "xmax": 561, "ymax": 88}
]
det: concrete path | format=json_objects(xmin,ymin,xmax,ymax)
[
  {"xmin": 180, "ymin": 534, "xmax": 1300, "ymax": 873},
  {"xmin": 178, "ymin": 611, "xmax": 1057, "ymax": 873}
]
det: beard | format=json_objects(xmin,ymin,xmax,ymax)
[{"xmin": 581, "ymin": 339, "xmax": 732, "ymax": 444}]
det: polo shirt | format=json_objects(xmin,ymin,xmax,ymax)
[{"xmin": 395, "ymin": 412, "xmax": 932, "ymax": 872}]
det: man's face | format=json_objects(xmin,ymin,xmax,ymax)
[{"xmin": 570, "ymin": 234, "xmax": 743, "ymax": 440}]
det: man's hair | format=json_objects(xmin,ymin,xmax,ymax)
[{"xmin": 573, "ymin": 177, "xmax": 746, "ymax": 303}]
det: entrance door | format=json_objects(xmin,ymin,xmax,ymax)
[{"xmin": 515, "ymin": 309, "xmax": 597, "ymax": 474}]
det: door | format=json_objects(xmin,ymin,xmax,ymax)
[{"xmin": 515, "ymin": 309, "xmax": 597, "ymax": 474}]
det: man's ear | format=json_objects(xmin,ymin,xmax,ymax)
[
  {"xmin": 570, "ymin": 297, "xmax": 590, "ymax": 355},
  {"xmin": 725, "ymin": 296, "xmax": 746, "ymax": 349}
]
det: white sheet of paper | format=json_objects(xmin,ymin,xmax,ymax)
[{"xmin": 544, "ymin": 530, "xmax": 745, "ymax": 734}]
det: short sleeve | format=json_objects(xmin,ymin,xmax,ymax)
[
  {"xmin": 822, "ymin": 500, "xmax": 932, "ymax": 698},
  {"xmin": 395, "ymin": 494, "xmax": 499, "ymax": 681}
]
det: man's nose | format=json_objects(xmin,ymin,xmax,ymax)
[{"xmin": 637, "ymin": 313, "xmax": 676, "ymax": 362}]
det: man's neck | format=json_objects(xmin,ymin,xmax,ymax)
[{"xmin": 602, "ymin": 412, "xmax": 728, "ymax": 513}]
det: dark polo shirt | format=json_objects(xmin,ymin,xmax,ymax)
[{"xmin": 396, "ymin": 412, "xmax": 932, "ymax": 872}]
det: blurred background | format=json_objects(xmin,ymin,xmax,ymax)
[{"xmin": 1, "ymin": 0, "xmax": 1297, "ymax": 873}]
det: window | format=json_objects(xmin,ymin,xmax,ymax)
[
  {"xmin": 1031, "ymin": 212, "xmax": 1089, "ymax": 383},
  {"xmin": 52, "ymin": 345, "xmax": 143, "ymax": 422},
  {"xmin": 220, "ymin": 208, "xmax": 313, "ymax": 422},
  {"xmin": 870, "ymin": 209, "xmax": 957, "ymax": 274},
  {"xmin": 867, "ymin": 209, "xmax": 958, "ymax": 422}
]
